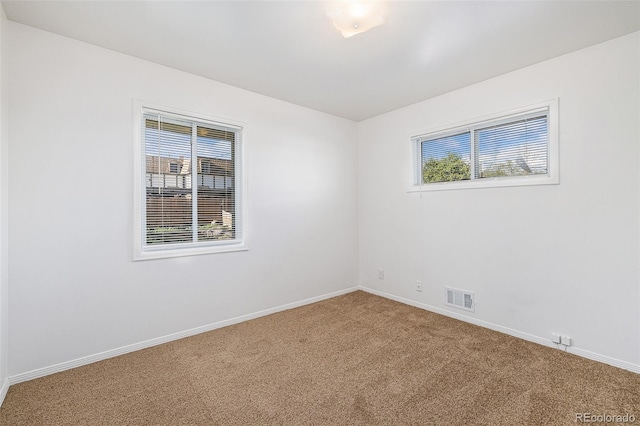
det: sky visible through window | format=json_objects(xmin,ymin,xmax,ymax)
[
  {"xmin": 421, "ymin": 132, "xmax": 471, "ymax": 164},
  {"xmin": 476, "ymin": 116, "xmax": 547, "ymax": 175}
]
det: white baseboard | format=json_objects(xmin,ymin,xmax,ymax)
[
  {"xmin": 8, "ymin": 286, "xmax": 360, "ymax": 386},
  {"xmin": 7, "ymin": 284, "xmax": 637, "ymax": 393},
  {"xmin": 359, "ymin": 286, "xmax": 640, "ymax": 374},
  {"xmin": 0, "ymin": 377, "xmax": 8, "ymax": 407}
]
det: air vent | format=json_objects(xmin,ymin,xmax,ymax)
[{"xmin": 445, "ymin": 287, "xmax": 475, "ymax": 312}]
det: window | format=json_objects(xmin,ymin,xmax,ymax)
[
  {"xmin": 200, "ymin": 160, "xmax": 211, "ymax": 174},
  {"xmin": 133, "ymin": 102, "xmax": 245, "ymax": 260},
  {"xmin": 411, "ymin": 100, "xmax": 558, "ymax": 191}
]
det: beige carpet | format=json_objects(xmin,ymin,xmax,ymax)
[{"xmin": 1, "ymin": 291, "xmax": 638, "ymax": 425}]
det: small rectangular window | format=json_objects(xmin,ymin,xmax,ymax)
[
  {"xmin": 134, "ymin": 102, "xmax": 245, "ymax": 260},
  {"xmin": 412, "ymin": 100, "xmax": 558, "ymax": 191}
]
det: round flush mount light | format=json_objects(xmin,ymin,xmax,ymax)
[{"xmin": 326, "ymin": 1, "xmax": 385, "ymax": 38}]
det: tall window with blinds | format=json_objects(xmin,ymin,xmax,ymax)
[
  {"xmin": 135, "ymin": 104, "xmax": 244, "ymax": 259},
  {"xmin": 412, "ymin": 102, "xmax": 557, "ymax": 191}
]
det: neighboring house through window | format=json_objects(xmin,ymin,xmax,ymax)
[{"xmin": 200, "ymin": 160, "xmax": 211, "ymax": 174}]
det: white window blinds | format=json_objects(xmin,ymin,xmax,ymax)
[
  {"xmin": 413, "ymin": 104, "xmax": 552, "ymax": 189},
  {"xmin": 142, "ymin": 110, "xmax": 241, "ymax": 249},
  {"xmin": 475, "ymin": 113, "xmax": 548, "ymax": 179},
  {"xmin": 421, "ymin": 132, "xmax": 471, "ymax": 183}
]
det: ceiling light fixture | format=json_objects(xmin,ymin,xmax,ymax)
[{"xmin": 326, "ymin": 1, "xmax": 385, "ymax": 38}]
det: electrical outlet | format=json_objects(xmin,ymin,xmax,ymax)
[
  {"xmin": 378, "ymin": 269, "xmax": 384, "ymax": 280},
  {"xmin": 552, "ymin": 333, "xmax": 572, "ymax": 346},
  {"xmin": 416, "ymin": 280, "xmax": 423, "ymax": 292}
]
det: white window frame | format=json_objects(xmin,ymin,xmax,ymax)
[
  {"xmin": 133, "ymin": 100, "xmax": 247, "ymax": 261},
  {"xmin": 409, "ymin": 99, "xmax": 559, "ymax": 192}
]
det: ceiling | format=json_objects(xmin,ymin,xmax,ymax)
[{"xmin": 2, "ymin": 1, "xmax": 639, "ymax": 121}]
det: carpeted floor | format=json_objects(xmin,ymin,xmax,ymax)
[{"xmin": 1, "ymin": 290, "xmax": 639, "ymax": 425}]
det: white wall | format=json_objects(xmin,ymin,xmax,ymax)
[
  {"xmin": 358, "ymin": 33, "xmax": 640, "ymax": 370},
  {"xmin": 0, "ymin": 4, "xmax": 8, "ymax": 401},
  {"xmin": 6, "ymin": 22, "xmax": 358, "ymax": 376}
]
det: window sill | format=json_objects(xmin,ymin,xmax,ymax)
[
  {"xmin": 407, "ymin": 174, "xmax": 559, "ymax": 193},
  {"xmin": 133, "ymin": 242, "xmax": 248, "ymax": 261}
]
